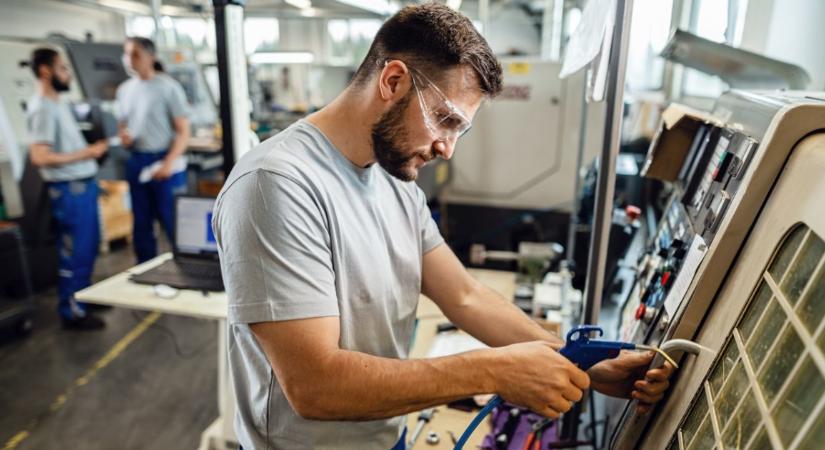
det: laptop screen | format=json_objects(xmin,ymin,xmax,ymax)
[{"xmin": 175, "ymin": 196, "xmax": 218, "ymax": 256}]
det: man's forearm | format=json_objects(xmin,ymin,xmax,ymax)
[
  {"xmin": 165, "ymin": 130, "xmax": 188, "ymax": 162},
  {"xmin": 279, "ymin": 347, "xmax": 499, "ymax": 421},
  {"xmin": 441, "ymin": 281, "xmax": 563, "ymax": 348},
  {"xmin": 30, "ymin": 145, "xmax": 91, "ymax": 167}
]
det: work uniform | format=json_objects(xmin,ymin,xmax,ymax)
[
  {"xmin": 116, "ymin": 73, "xmax": 189, "ymax": 262},
  {"xmin": 27, "ymin": 95, "xmax": 99, "ymax": 321},
  {"xmin": 212, "ymin": 120, "xmax": 443, "ymax": 450}
]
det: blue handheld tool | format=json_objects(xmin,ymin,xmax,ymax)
[
  {"xmin": 453, "ymin": 325, "xmax": 640, "ymax": 450},
  {"xmin": 558, "ymin": 325, "xmax": 637, "ymax": 370}
]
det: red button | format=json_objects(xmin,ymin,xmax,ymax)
[
  {"xmin": 635, "ymin": 304, "xmax": 646, "ymax": 320},
  {"xmin": 661, "ymin": 271, "xmax": 672, "ymax": 287}
]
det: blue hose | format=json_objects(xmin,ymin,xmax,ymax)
[{"xmin": 452, "ymin": 395, "xmax": 503, "ymax": 450}]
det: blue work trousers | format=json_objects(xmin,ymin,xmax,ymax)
[
  {"xmin": 47, "ymin": 178, "xmax": 99, "ymax": 320},
  {"xmin": 126, "ymin": 150, "xmax": 186, "ymax": 263}
]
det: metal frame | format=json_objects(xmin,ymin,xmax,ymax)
[{"xmin": 582, "ymin": 0, "xmax": 634, "ymax": 326}]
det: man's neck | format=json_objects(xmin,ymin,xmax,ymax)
[
  {"xmin": 137, "ymin": 69, "xmax": 156, "ymax": 81},
  {"xmin": 37, "ymin": 80, "xmax": 59, "ymax": 101},
  {"xmin": 306, "ymin": 88, "xmax": 378, "ymax": 168}
]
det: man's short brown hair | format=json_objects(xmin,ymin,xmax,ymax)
[{"xmin": 352, "ymin": 3, "xmax": 503, "ymax": 97}]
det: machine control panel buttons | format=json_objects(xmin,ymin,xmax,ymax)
[
  {"xmin": 635, "ymin": 304, "xmax": 657, "ymax": 323},
  {"xmin": 661, "ymin": 271, "xmax": 673, "ymax": 288}
]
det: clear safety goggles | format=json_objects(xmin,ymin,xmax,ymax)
[{"xmin": 406, "ymin": 66, "xmax": 473, "ymax": 141}]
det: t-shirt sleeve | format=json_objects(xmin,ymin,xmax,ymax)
[
  {"xmin": 213, "ymin": 170, "xmax": 339, "ymax": 325},
  {"xmin": 416, "ymin": 187, "xmax": 444, "ymax": 254},
  {"xmin": 28, "ymin": 103, "xmax": 55, "ymax": 145},
  {"xmin": 115, "ymin": 83, "xmax": 128, "ymax": 122},
  {"xmin": 166, "ymin": 80, "xmax": 189, "ymax": 120}
]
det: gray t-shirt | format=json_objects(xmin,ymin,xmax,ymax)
[
  {"xmin": 115, "ymin": 74, "xmax": 189, "ymax": 152},
  {"xmin": 212, "ymin": 120, "xmax": 444, "ymax": 450},
  {"xmin": 26, "ymin": 95, "xmax": 97, "ymax": 182}
]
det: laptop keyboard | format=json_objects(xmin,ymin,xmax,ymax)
[{"xmin": 176, "ymin": 262, "xmax": 223, "ymax": 279}]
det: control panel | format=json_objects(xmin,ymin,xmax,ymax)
[{"xmin": 619, "ymin": 123, "xmax": 759, "ymax": 346}]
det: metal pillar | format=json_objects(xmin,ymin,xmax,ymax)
[
  {"xmin": 581, "ymin": 0, "xmax": 635, "ymax": 327},
  {"xmin": 213, "ymin": 0, "xmax": 251, "ymax": 176}
]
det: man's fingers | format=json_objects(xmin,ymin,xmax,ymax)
[
  {"xmin": 536, "ymin": 406, "xmax": 561, "ymax": 419},
  {"xmin": 561, "ymin": 384, "xmax": 584, "ymax": 403},
  {"xmin": 644, "ymin": 366, "xmax": 672, "ymax": 381},
  {"xmin": 634, "ymin": 380, "xmax": 670, "ymax": 396},
  {"xmin": 568, "ymin": 366, "xmax": 591, "ymax": 390},
  {"xmin": 623, "ymin": 350, "xmax": 654, "ymax": 365},
  {"xmin": 632, "ymin": 390, "xmax": 664, "ymax": 404},
  {"xmin": 547, "ymin": 394, "xmax": 574, "ymax": 414},
  {"xmin": 636, "ymin": 403, "xmax": 652, "ymax": 414}
]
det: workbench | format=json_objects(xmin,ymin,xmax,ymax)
[{"xmin": 76, "ymin": 253, "xmax": 516, "ymax": 450}]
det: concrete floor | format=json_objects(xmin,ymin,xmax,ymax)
[{"xmin": 0, "ymin": 239, "xmax": 219, "ymax": 450}]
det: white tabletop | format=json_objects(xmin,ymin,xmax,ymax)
[
  {"xmin": 76, "ymin": 253, "xmax": 517, "ymax": 324},
  {"xmin": 75, "ymin": 253, "xmax": 228, "ymax": 320}
]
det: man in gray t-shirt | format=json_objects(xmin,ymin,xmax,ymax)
[
  {"xmin": 26, "ymin": 48, "xmax": 108, "ymax": 330},
  {"xmin": 117, "ymin": 37, "xmax": 190, "ymax": 263},
  {"xmin": 213, "ymin": 5, "xmax": 674, "ymax": 450}
]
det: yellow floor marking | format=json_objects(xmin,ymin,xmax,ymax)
[{"xmin": 2, "ymin": 312, "xmax": 161, "ymax": 450}]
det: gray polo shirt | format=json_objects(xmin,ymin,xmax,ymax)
[
  {"xmin": 26, "ymin": 95, "xmax": 97, "ymax": 182},
  {"xmin": 115, "ymin": 73, "xmax": 189, "ymax": 152},
  {"xmin": 212, "ymin": 120, "xmax": 444, "ymax": 450}
]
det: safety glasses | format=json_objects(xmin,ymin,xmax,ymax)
[{"xmin": 407, "ymin": 66, "xmax": 473, "ymax": 141}]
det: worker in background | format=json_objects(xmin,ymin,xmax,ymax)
[
  {"xmin": 213, "ymin": 5, "xmax": 674, "ymax": 450},
  {"xmin": 27, "ymin": 48, "xmax": 108, "ymax": 330},
  {"xmin": 117, "ymin": 37, "xmax": 190, "ymax": 263}
]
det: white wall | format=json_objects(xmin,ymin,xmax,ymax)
[
  {"xmin": 739, "ymin": 0, "xmax": 825, "ymax": 90},
  {"xmin": 484, "ymin": 7, "xmax": 541, "ymax": 56},
  {"xmin": 0, "ymin": 0, "xmax": 126, "ymax": 42}
]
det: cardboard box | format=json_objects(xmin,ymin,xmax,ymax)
[
  {"xmin": 640, "ymin": 103, "xmax": 726, "ymax": 182},
  {"xmin": 98, "ymin": 180, "xmax": 131, "ymax": 218},
  {"xmin": 97, "ymin": 180, "xmax": 132, "ymax": 252}
]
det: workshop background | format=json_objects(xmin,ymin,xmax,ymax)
[{"xmin": 1, "ymin": 0, "xmax": 825, "ymax": 449}]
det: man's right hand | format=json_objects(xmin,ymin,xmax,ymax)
[
  {"xmin": 86, "ymin": 140, "xmax": 109, "ymax": 159},
  {"xmin": 492, "ymin": 341, "xmax": 590, "ymax": 418},
  {"xmin": 119, "ymin": 128, "xmax": 133, "ymax": 148}
]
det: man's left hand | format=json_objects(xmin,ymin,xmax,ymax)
[
  {"xmin": 587, "ymin": 351, "xmax": 674, "ymax": 414},
  {"xmin": 153, "ymin": 160, "xmax": 174, "ymax": 180}
]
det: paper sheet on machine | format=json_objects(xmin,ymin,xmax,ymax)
[
  {"xmin": 559, "ymin": 0, "xmax": 615, "ymax": 79},
  {"xmin": 663, "ymin": 235, "xmax": 708, "ymax": 316}
]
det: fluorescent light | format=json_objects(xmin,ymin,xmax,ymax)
[
  {"xmin": 285, "ymin": 0, "xmax": 312, "ymax": 9},
  {"xmin": 249, "ymin": 52, "xmax": 315, "ymax": 64},
  {"xmin": 98, "ymin": 0, "xmax": 150, "ymax": 14},
  {"xmin": 332, "ymin": 0, "xmax": 397, "ymax": 15}
]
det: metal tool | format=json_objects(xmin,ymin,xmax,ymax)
[{"xmin": 407, "ymin": 408, "xmax": 436, "ymax": 450}]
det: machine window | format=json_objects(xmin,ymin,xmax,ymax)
[{"xmin": 669, "ymin": 223, "xmax": 825, "ymax": 449}]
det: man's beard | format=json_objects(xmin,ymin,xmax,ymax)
[
  {"xmin": 50, "ymin": 75, "xmax": 70, "ymax": 92},
  {"xmin": 371, "ymin": 93, "xmax": 431, "ymax": 182}
]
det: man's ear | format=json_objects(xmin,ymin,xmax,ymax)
[
  {"xmin": 378, "ymin": 60, "xmax": 411, "ymax": 101},
  {"xmin": 37, "ymin": 65, "xmax": 52, "ymax": 80}
]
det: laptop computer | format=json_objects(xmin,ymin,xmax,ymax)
[{"xmin": 130, "ymin": 195, "xmax": 224, "ymax": 291}]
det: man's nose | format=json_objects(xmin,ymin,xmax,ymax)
[{"xmin": 432, "ymin": 139, "xmax": 455, "ymax": 160}]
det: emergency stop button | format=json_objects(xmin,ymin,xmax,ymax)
[
  {"xmin": 635, "ymin": 304, "xmax": 646, "ymax": 320},
  {"xmin": 635, "ymin": 304, "xmax": 657, "ymax": 323}
]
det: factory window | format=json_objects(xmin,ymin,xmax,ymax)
[
  {"xmin": 327, "ymin": 19, "xmax": 382, "ymax": 66},
  {"xmin": 681, "ymin": 0, "xmax": 749, "ymax": 99},
  {"xmin": 625, "ymin": 0, "xmax": 673, "ymax": 91},
  {"xmin": 245, "ymin": 18, "xmax": 280, "ymax": 55},
  {"xmin": 669, "ymin": 223, "xmax": 825, "ymax": 449}
]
